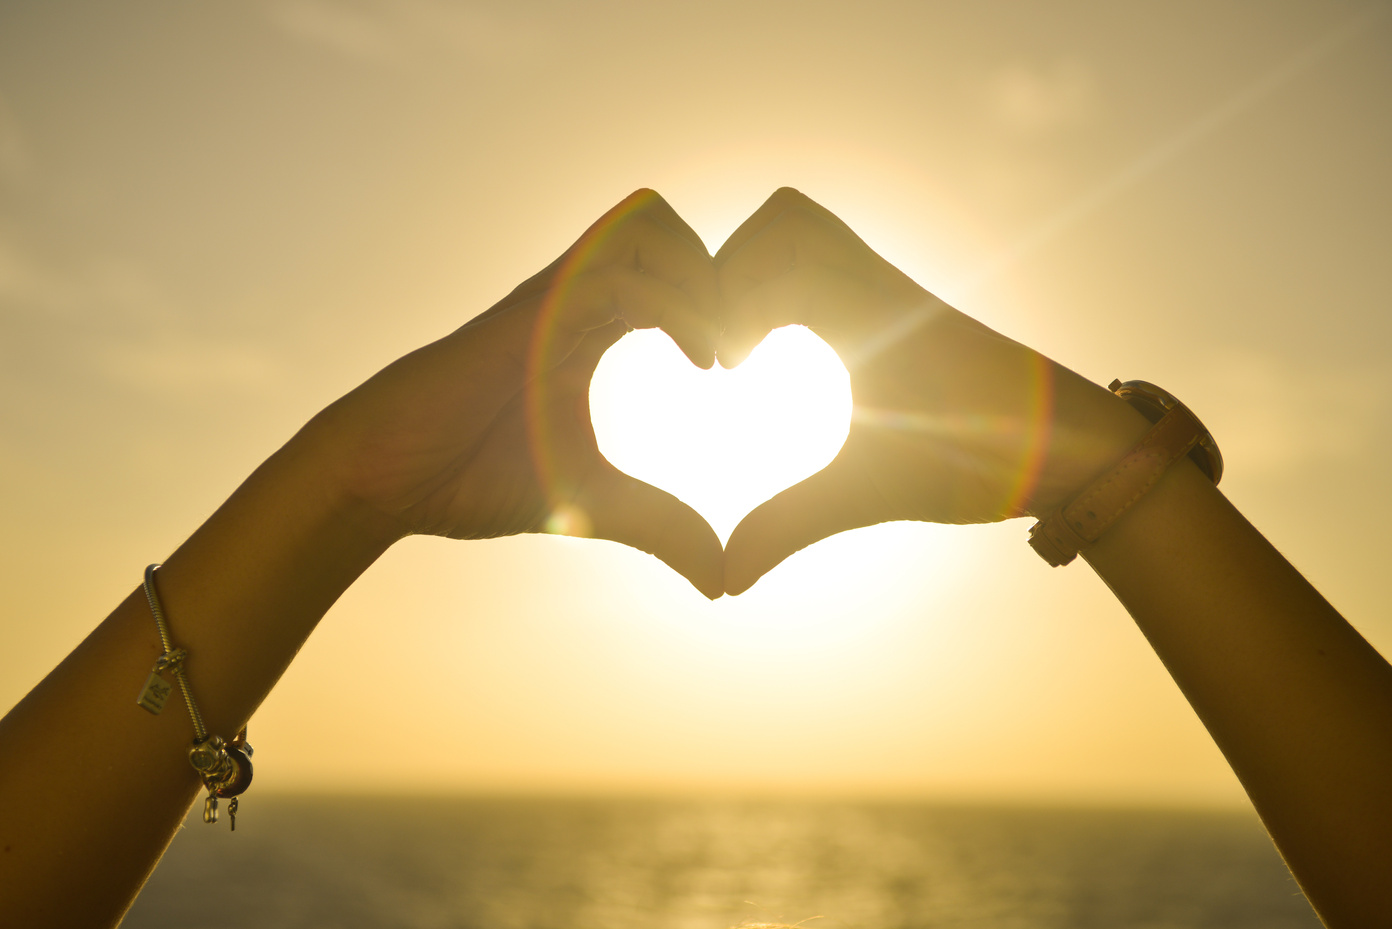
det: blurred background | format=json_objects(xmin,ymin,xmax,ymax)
[{"xmin": 3, "ymin": 0, "xmax": 1389, "ymax": 813}]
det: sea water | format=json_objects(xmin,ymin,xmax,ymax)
[{"xmin": 122, "ymin": 796, "xmax": 1321, "ymax": 929}]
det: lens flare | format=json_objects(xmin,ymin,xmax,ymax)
[{"xmin": 523, "ymin": 191, "xmax": 668, "ymax": 526}]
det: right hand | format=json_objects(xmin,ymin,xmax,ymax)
[
  {"xmin": 717, "ymin": 188, "xmax": 1148, "ymax": 594},
  {"xmin": 299, "ymin": 189, "xmax": 727, "ymax": 597}
]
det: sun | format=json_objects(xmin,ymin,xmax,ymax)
[{"xmin": 590, "ymin": 325, "xmax": 852, "ymax": 544}]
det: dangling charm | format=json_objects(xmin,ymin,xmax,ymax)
[
  {"xmin": 219, "ymin": 730, "xmax": 254, "ymax": 799},
  {"xmin": 190, "ymin": 728, "xmax": 254, "ymax": 828},
  {"xmin": 137, "ymin": 565, "xmax": 262, "ymax": 836}
]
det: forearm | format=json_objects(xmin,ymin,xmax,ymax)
[
  {"xmin": 0, "ymin": 429, "xmax": 401, "ymax": 927},
  {"xmin": 1083, "ymin": 461, "xmax": 1392, "ymax": 927},
  {"xmin": 0, "ymin": 190, "xmax": 724, "ymax": 926}
]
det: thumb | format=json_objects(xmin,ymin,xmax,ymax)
[
  {"xmin": 722, "ymin": 448, "xmax": 894, "ymax": 595},
  {"xmin": 578, "ymin": 466, "xmax": 725, "ymax": 600}
]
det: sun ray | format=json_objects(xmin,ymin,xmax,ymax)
[{"xmin": 956, "ymin": 3, "xmax": 1390, "ymax": 296}]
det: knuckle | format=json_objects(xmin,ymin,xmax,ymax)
[{"xmin": 623, "ymin": 188, "xmax": 668, "ymax": 215}]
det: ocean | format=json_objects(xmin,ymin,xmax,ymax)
[{"xmin": 121, "ymin": 796, "xmax": 1322, "ymax": 929}]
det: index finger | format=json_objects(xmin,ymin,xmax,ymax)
[
  {"xmin": 715, "ymin": 195, "xmax": 885, "ymax": 365},
  {"xmin": 466, "ymin": 189, "xmax": 721, "ymax": 339},
  {"xmin": 713, "ymin": 187, "xmax": 864, "ymax": 265},
  {"xmin": 560, "ymin": 191, "xmax": 721, "ymax": 368}
]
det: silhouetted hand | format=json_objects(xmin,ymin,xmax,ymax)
[
  {"xmin": 716, "ymin": 188, "xmax": 1147, "ymax": 594},
  {"xmin": 303, "ymin": 189, "xmax": 725, "ymax": 597}
]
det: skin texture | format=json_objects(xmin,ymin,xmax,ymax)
[
  {"xmin": 0, "ymin": 190, "xmax": 724, "ymax": 927},
  {"xmin": 716, "ymin": 189, "xmax": 1392, "ymax": 928},
  {"xmin": 1, "ymin": 187, "xmax": 1388, "ymax": 927},
  {"xmin": 714, "ymin": 188, "xmax": 1151, "ymax": 594},
  {"xmin": 316, "ymin": 187, "xmax": 726, "ymax": 593}
]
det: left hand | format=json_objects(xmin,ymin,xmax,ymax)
[
  {"xmin": 716, "ymin": 189, "xmax": 1147, "ymax": 594},
  {"xmin": 300, "ymin": 189, "xmax": 726, "ymax": 597}
]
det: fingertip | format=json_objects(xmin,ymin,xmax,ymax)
[
  {"xmin": 721, "ymin": 517, "xmax": 786, "ymax": 596},
  {"xmin": 694, "ymin": 340, "xmax": 717, "ymax": 370},
  {"xmin": 715, "ymin": 345, "xmax": 749, "ymax": 369},
  {"xmin": 695, "ymin": 575, "xmax": 725, "ymax": 600},
  {"xmin": 673, "ymin": 333, "xmax": 716, "ymax": 370},
  {"xmin": 668, "ymin": 550, "xmax": 723, "ymax": 600},
  {"xmin": 627, "ymin": 186, "xmax": 662, "ymax": 206},
  {"xmin": 715, "ymin": 327, "xmax": 757, "ymax": 368},
  {"xmin": 722, "ymin": 553, "xmax": 774, "ymax": 597},
  {"xmin": 722, "ymin": 460, "xmax": 877, "ymax": 595},
  {"xmin": 647, "ymin": 533, "xmax": 725, "ymax": 601},
  {"xmin": 674, "ymin": 543, "xmax": 725, "ymax": 601},
  {"xmin": 592, "ymin": 478, "xmax": 724, "ymax": 599},
  {"xmin": 723, "ymin": 572, "xmax": 755, "ymax": 597}
]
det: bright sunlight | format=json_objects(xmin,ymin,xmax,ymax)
[{"xmin": 590, "ymin": 325, "xmax": 852, "ymax": 544}]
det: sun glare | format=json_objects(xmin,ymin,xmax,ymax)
[{"xmin": 590, "ymin": 325, "xmax": 852, "ymax": 544}]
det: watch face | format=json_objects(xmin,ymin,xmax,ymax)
[
  {"xmin": 1112, "ymin": 380, "xmax": 1174, "ymax": 422},
  {"xmin": 1111, "ymin": 380, "xmax": 1223, "ymax": 484}
]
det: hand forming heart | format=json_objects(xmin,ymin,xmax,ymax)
[
  {"xmin": 712, "ymin": 188, "xmax": 1148, "ymax": 593},
  {"xmin": 308, "ymin": 189, "xmax": 727, "ymax": 597},
  {"xmin": 309, "ymin": 187, "xmax": 1147, "ymax": 600}
]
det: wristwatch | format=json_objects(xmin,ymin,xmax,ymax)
[
  {"xmin": 1109, "ymin": 379, "xmax": 1223, "ymax": 484},
  {"xmin": 1027, "ymin": 379, "xmax": 1222, "ymax": 566}
]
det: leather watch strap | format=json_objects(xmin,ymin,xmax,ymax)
[{"xmin": 1028, "ymin": 403, "xmax": 1208, "ymax": 567}]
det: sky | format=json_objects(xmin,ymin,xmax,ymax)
[{"xmin": 2, "ymin": 0, "xmax": 1389, "ymax": 807}]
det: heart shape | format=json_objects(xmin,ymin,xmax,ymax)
[{"xmin": 590, "ymin": 325, "xmax": 852, "ymax": 544}]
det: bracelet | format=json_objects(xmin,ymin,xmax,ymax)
[
  {"xmin": 136, "ymin": 564, "xmax": 254, "ymax": 830},
  {"xmin": 1027, "ymin": 380, "xmax": 1221, "ymax": 567}
]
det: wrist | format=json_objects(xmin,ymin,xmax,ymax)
[
  {"xmin": 151, "ymin": 434, "xmax": 401, "ymax": 737},
  {"xmin": 1025, "ymin": 368, "xmax": 1152, "ymax": 518},
  {"xmin": 1027, "ymin": 376, "xmax": 1223, "ymax": 567},
  {"xmin": 274, "ymin": 423, "xmax": 414, "ymax": 551}
]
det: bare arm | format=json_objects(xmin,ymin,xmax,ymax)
[
  {"xmin": 717, "ymin": 187, "xmax": 1392, "ymax": 927},
  {"xmin": 1085, "ymin": 461, "xmax": 1392, "ymax": 927},
  {"xmin": 0, "ymin": 434, "xmax": 398, "ymax": 926},
  {"xmin": 0, "ymin": 190, "xmax": 723, "ymax": 927}
]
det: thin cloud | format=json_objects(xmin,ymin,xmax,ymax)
[
  {"xmin": 0, "ymin": 233, "xmax": 281, "ymax": 397},
  {"xmin": 0, "ymin": 228, "xmax": 179, "ymax": 324},
  {"xmin": 0, "ymin": 93, "xmax": 29, "ymax": 189},
  {"xmin": 262, "ymin": 0, "xmax": 557, "ymax": 66},
  {"xmin": 267, "ymin": 0, "xmax": 401, "ymax": 63},
  {"xmin": 986, "ymin": 60, "xmax": 1098, "ymax": 135},
  {"xmin": 0, "ymin": 229, "xmax": 80, "ymax": 317},
  {"xmin": 97, "ymin": 334, "xmax": 283, "ymax": 395},
  {"xmin": 959, "ymin": 3, "xmax": 1392, "ymax": 295}
]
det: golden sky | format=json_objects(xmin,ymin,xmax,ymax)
[{"xmin": 2, "ymin": 0, "xmax": 1389, "ymax": 806}]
